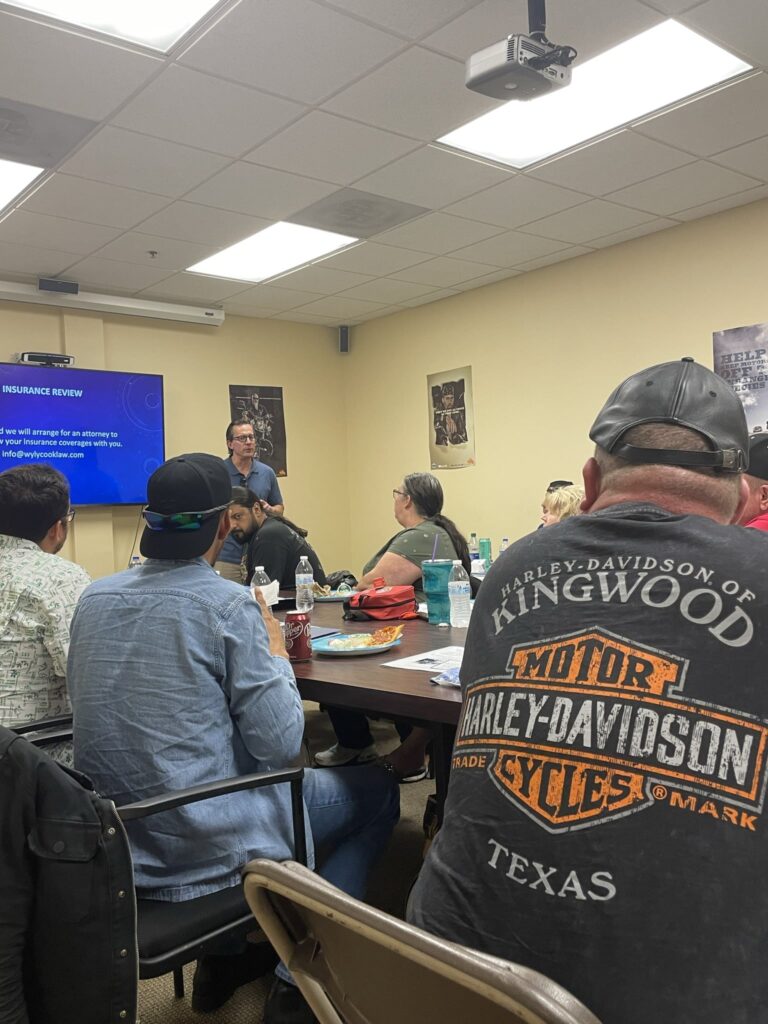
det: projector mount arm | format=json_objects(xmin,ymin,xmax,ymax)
[{"xmin": 526, "ymin": 0, "xmax": 577, "ymax": 69}]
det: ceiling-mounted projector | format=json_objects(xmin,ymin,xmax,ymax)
[{"xmin": 466, "ymin": 0, "xmax": 576, "ymax": 100}]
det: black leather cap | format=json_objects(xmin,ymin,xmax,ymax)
[{"xmin": 590, "ymin": 357, "xmax": 748, "ymax": 473}]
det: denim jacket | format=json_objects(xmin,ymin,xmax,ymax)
[{"xmin": 68, "ymin": 558, "xmax": 305, "ymax": 901}]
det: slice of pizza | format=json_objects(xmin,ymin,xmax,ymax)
[{"xmin": 367, "ymin": 624, "xmax": 405, "ymax": 646}]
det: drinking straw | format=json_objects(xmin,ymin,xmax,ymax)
[{"xmin": 431, "ymin": 534, "xmax": 439, "ymax": 561}]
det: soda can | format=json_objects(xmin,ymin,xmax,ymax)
[{"xmin": 284, "ymin": 610, "xmax": 312, "ymax": 662}]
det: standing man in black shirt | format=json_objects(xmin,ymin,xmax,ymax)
[{"xmin": 409, "ymin": 358, "xmax": 768, "ymax": 1024}]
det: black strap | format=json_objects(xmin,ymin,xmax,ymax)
[{"xmin": 613, "ymin": 442, "xmax": 746, "ymax": 472}]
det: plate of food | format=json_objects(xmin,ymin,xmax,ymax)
[
  {"xmin": 312, "ymin": 624, "xmax": 404, "ymax": 656},
  {"xmin": 313, "ymin": 582, "xmax": 354, "ymax": 603}
]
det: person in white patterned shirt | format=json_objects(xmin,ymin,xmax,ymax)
[{"xmin": 0, "ymin": 465, "xmax": 90, "ymax": 753}]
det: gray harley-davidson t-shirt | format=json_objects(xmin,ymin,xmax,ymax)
[{"xmin": 409, "ymin": 503, "xmax": 768, "ymax": 1024}]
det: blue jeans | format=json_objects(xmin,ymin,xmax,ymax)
[{"xmin": 275, "ymin": 763, "xmax": 400, "ymax": 983}]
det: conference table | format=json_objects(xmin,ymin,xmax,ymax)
[{"xmin": 281, "ymin": 602, "xmax": 465, "ymax": 819}]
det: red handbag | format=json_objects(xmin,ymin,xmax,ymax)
[{"xmin": 342, "ymin": 578, "xmax": 418, "ymax": 621}]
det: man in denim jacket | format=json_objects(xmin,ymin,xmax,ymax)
[{"xmin": 69, "ymin": 453, "xmax": 399, "ymax": 1022}]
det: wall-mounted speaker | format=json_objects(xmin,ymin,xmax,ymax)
[{"xmin": 339, "ymin": 325, "xmax": 350, "ymax": 354}]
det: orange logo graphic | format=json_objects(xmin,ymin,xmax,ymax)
[{"xmin": 455, "ymin": 628, "xmax": 768, "ymax": 833}]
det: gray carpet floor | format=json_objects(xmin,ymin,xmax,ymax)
[{"xmin": 137, "ymin": 703, "xmax": 431, "ymax": 1023}]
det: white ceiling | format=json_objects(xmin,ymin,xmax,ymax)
[{"xmin": 0, "ymin": 0, "xmax": 766, "ymax": 326}]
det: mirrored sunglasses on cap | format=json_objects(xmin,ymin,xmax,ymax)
[{"xmin": 143, "ymin": 502, "xmax": 230, "ymax": 532}]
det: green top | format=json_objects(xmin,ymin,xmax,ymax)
[{"xmin": 362, "ymin": 520, "xmax": 458, "ymax": 601}]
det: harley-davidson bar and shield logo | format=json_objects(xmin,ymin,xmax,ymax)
[{"xmin": 454, "ymin": 628, "xmax": 768, "ymax": 833}]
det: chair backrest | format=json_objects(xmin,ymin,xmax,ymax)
[{"xmin": 243, "ymin": 860, "xmax": 602, "ymax": 1024}]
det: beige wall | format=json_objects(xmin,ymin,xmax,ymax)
[
  {"xmin": 0, "ymin": 305, "xmax": 348, "ymax": 577},
  {"xmin": 2, "ymin": 196, "xmax": 767, "ymax": 578}
]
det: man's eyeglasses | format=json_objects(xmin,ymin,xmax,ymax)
[
  {"xmin": 61, "ymin": 509, "xmax": 76, "ymax": 524},
  {"xmin": 546, "ymin": 480, "xmax": 573, "ymax": 493},
  {"xmin": 143, "ymin": 503, "xmax": 231, "ymax": 532},
  {"xmin": 392, "ymin": 489, "xmax": 407, "ymax": 499},
  {"xmin": 231, "ymin": 434, "xmax": 255, "ymax": 444}
]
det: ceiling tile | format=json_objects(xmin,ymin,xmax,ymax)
[
  {"xmin": 133, "ymin": 203, "xmax": 269, "ymax": 247},
  {"xmin": 112, "ymin": 66, "xmax": 305, "ymax": 158},
  {"xmin": 287, "ymin": 188, "xmax": 427, "ymax": 237},
  {"xmin": 320, "ymin": 241, "xmax": 431, "ymax": 275},
  {"xmin": 224, "ymin": 303, "xmax": 282, "ymax": 318},
  {"xmin": 634, "ymin": 74, "xmax": 768, "ymax": 156},
  {"xmin": 450, "ymin": 267, "xmax": 519, "ymax": 289},
  {"xmin": 641, "ymin": 1, "xmax": 708, "ymax": 13},
  {"xmin": 682, "ymin": 0, "xmax": 768, "ymax": 66},
  {"xmin": 181, "ymin": 0, "xmax": 404, "ymax": 104},
  {"xmin": 0, "ymin": 209, "xmax": 121, "ymax": 254},
  {"xmin": 324, "ymin": 0, "xmax": 479, "ymax": 39},
  {"xmin": 62, "ymin": 256, "xmax": 172, "ymax": 292},
  {"xmin": 423, "ymin": 0, "xmax": 661, "ymax": 63},
  {"xmin": 269, "ymin": 265, "xmax": 373, "ymax": 294},
  {"xmin": 444, "ymin": 176, "xmax": 587, "ymax": 229},
  {"xmin": 672, "ymin": 183, "xmax": 768, "ymax": 220},
  {"xmin": 59, "ymin": 127, "xmax": 229, "ymax": 198},
  {"xmin": 354, "ymin": 145, "xmax": 512, "ymax": 208},
  {"xmin": 90, "ymin": 232, "xmax": 215, "ymax": 271},
  {"xmin": 337, "ymin": 278, "xmax": 440, "ymax": 303},
  {"xmin": 0, "ymin": 97, "xmax": 96, "ymax": 167},
  {"xmin": 711, "ymin": 135, "xmax": 768, "ymax": 182},
  {"xmin": 0, "ymin": 239, "xmax": 80, "ymax": 276},
  {"xmin": 373, "ymin": 211, "xmax": 503, "ymax": 253},
  {"xmin": 587, "ymin": 217, "xmax": 679, "ymax": 248},
  {"xmin": 607, "ymin": 160, "xmax": 762, "ymax": 215},
  {"xmin": 513, "ymin": 246, "xmax": 593, "ymax": 272},
  {"xmin": 530, "ymin": 131, "xmax": 695, "ymax": 195},
  {"xmin": 323, "ymin": 47, "xmax": 498, "ymax": 142},
  {"xmin": 517, "ymin": 199, "xmax": 655, "ymax": 243},
  {"xmin": 270, "ymin": 310, "xmax": 340, "ymax": 325},
  {"xmin": 137, "ymin": 273, "xmax": 249, "ymax": 302},
  {"xmin": 398, "ymin": 287, "xmax": 460, "ymax": 307},
  {"xmin": 393, "ymin": 255, "xmax": 500, "ymax": 287},
  {"xmin": 289, "ymin": 295, "xmax": 388, "ymax": 317},
  {"xmin": 245, "ymin": 112, "xmax": 419, "ymax": 185},
  {"xmin": 449, "ymin": 229, "xmax": 569, "ymax": 266},
  {"xmin": 0, "ymin": 11, "xmax": 160, "ymax": 119},
  {"xmin": 184, "ymin": 162, "xmax": 337, "ymax": 218},
  {"xmin": 224, "ymin": 284, "xmax": 324, "ymax": 309},
  {"xmin": 22, "ymin": 174, "xmax": 169, "ymax": 229}
]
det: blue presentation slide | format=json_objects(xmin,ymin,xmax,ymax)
[{"xmin": 0, "ymin": 364, "xmax": 164, "ymax": 505}]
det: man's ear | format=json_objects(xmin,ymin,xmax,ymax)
[
  {"xmin": 39, "ymin": 519, "xmax": 64, "ymax": 554},
  {"xmin": 759, "ymin": 482, "xmax": 768, "ymax": 514},
  {"xmin": 730, "ymin": 476, "xmax": 751, "ymax": 525},
  {"xmin": 581, "ymin": 457, "xmax": 601, "ymax": 511},
  {"xmin": 216, "ymin": 510, "xmax": 231, "ymax": 540}
]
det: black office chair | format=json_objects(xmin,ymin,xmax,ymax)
[
  {"xmin": 118, "ymin": 768, "xmax": 307, "ymax": 998},
  {"xmin": 19, "ymin": 722, "xmax": 307, "ymax": 1001}
]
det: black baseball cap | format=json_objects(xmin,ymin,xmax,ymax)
[
  {"xmin": 590, "ymin": 357, "xmax": 748, "ymax": 473},
  {"xmin": 140, "ymin": 453, "xmax": 232, "ymax": 560},
  {"xmin": 747, "ymin": 433, "xmax": 768, "ymax": 481}
]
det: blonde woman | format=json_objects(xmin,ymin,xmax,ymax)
[{"xmin": 540, "ymin": 483, "xmax": 584, "ymax": 526}]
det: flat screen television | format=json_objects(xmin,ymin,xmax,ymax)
[{"xmin": 0, "ymin": 363, "xmax": 164, "ymax": 505}]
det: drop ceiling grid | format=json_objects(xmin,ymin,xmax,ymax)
[{"xmin": 0, "ymin": 0, "xmax": 763, "ymax": 322}]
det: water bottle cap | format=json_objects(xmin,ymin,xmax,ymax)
[
  {"xmin": 452, "ymin": 559, "xmax": 461, "ymax": 565},
  {"xmin": 255, "ymin": 565, "xmax": 264, "ymax": 570}
]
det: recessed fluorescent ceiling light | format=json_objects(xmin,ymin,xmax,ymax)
[
  {"xmin": 187, "ymin": 222, "xmax": 358, "ymax": 283},
  {"xmin": 3, "ymin": 0, "xmax": 223, "ymax": 51},
  {"xmin": 0, "ymin": 158, "xmax": 44, "ymax": 212},
  {"xmin": 439, "ymin": 20, "xmax": 751, "ymax": 168}
]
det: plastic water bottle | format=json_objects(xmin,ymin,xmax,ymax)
[
  {"xmin": 469, "ymin": 532, "xmax": 479, "ymax": 560},
  {"xmin": 295, "ymin": 556, "xmax": 314, "ymax": 613},
  {"xmin": 129, "ymin": 555, "xmax": 141, "ymax": 569},
  {"xmin": 448, "ymin": 560, "xmax": 471, "ymax": 628},
  {"xmin": 251, "ymin": 566, "xmax": 271, "ymax": 599},
  {"xmin": 500, "ymin": 537, "xmax": 509, "ymax": 554}
]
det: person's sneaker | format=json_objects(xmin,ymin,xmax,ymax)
[
  {"xmin": 314, "ymin": 742, "xmax": 377, "ymax": 767},
  {"xmin": 399, "ymin": 764, "xmax": 428, "ymax": 784},
  {"xmin": 263, "ymin": 977, "xmax": 318, "ymax": 1024},
  {"xmin": 191, "ymin": 943, "xmax": 278, "ymax": 1012}
]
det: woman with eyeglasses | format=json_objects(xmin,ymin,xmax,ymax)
[
  {"xmin": 315, "ymin": 472, "xmax": 470, "ymax": 777},
  {"xmin": 355, "ymin": 472, "xmax": 470, "ymax": 600}
]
